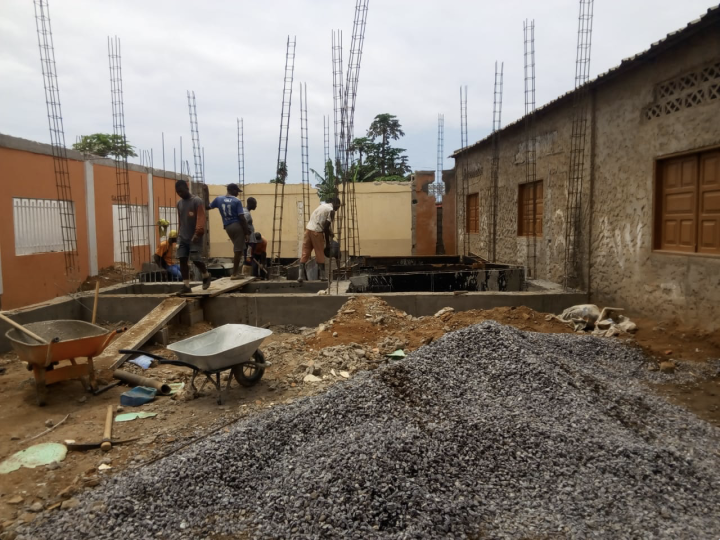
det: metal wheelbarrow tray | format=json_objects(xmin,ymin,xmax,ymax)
[
  {"xmin": 6, "ymin": 320, "xmax": 121, "ymax": 406},
  {"xmin": 121, "ymin": 324, "xmax": 272, "ymax": 405}
]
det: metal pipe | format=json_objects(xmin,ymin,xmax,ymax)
[{"xmin": 113, "ymin": 369, "xmax": 171, "ymax": 395}]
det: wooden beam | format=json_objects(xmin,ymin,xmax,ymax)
[
  {"xmin": 182, "ymin": 277, "xmax": 255, "ymax": 298},
  {"xmin": 96, "ymin": 298, "xmax": 187, "ymax": 370}
]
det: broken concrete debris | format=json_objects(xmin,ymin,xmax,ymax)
[{"xmin": 547, "ymin": 303, "xmax": 638, "ymax": 337}]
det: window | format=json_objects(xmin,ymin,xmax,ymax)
[
  {"xmin": 655, "ymin": 150, "xmax": 720, "ymax": 255},
  {"xmin": 13, "ymin": 198, "xmax": 75, "ymax": 255},
  {"xmin": 466, "ymin": 193, "xmax": 479, "ymax": 233},
  {"xmin": 518, "ymin": 181, "xmax": 543, "ymax": 237}
]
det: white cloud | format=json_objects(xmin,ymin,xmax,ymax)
[{"xmin": 0, "ymin": 0, "xmax": 715, "ymax": 183}]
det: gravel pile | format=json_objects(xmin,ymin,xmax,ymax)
[{"xmin": 24, "ymin": 322, "xmax": 720, "ymax": 539}]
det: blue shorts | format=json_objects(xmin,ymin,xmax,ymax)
[{"xmin": 176, "ymin": 240, "xmax": 203, "ymax": 262}]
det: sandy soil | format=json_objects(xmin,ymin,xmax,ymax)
[{"xmin": 0, "ymin": 296, "xmax": 718, "ymax": 531}]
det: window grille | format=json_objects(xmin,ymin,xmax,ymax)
[
  {"xmin": 644, "ymin": 61, "xmax": 720, "ymax": 121},
  {"xmin": 13, "ymin": 198, "xmax": 75, "ymax": 256}
]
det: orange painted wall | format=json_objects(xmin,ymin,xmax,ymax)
[
  {"xmin": 413, "ymin": 171, "xmax": 438, "ymax": 256},
  {"xmin": 0, "ymin": 147, "xmax": 90, "ymax": 309},
  {"xmin": 93, "ymin": 165, "xmax": 180, "ymax": 270}
]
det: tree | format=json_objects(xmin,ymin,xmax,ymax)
[
  {"xmin": 311, "ymin": 159, "xmax": 339, "ymax": 201},
  {"xmin": 353, "ymin": 114, "xmax": 411, "ymax": 181},
  {"xmin": 72, "ymin": 133, "xmax": 137, "ymax": 158},
  {"xmin": 366, "ymin": 113, "xmax": 406, "ymax": 177}
]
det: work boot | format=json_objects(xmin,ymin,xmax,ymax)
[
  {"xmin": 298, "ymin": 263, "xmax": 306, "ymax": 283},
  {"xmin": 318, "ymin": 263, "xmax": 326, "ymax": 281},
  {"xmin": 177, "ymin": 285, "xmax": 192, "ymax": 295},
  {"xmin": 202, "ymin": 274, "xmax": 212, "ymax": 290},
  {"xmin": 230, "ymin": 273, "xmax": 243, "ymax": 281}
]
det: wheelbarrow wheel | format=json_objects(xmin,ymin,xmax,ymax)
[{"xmin": 233, "ymin": 350, "xmax": 266, "ymax": 387}]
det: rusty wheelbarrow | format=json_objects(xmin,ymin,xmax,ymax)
[{"xmin": 6, "ymin": 320, "xmax": 122, "ymax": 406}]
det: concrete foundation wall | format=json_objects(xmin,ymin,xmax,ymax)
[{"xmin": 454, "ymin": 17, "xmax": 720, "ymax": 329}]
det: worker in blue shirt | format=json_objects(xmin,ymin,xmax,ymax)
[{"xmin": 209, "ymin": 183, "xmax": 250, "ymax": 279}]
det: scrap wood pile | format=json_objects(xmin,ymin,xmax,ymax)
[{"xmin": 23, "ymin": 322, "xmax": 720, "ymax": 539}]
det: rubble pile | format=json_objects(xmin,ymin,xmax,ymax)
[{"xmin": 23, "ymin": 322, "xmax": 720, "ymax": 539}]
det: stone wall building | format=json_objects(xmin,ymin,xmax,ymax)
[{"xmin": 452, "ymin": 7, "xmax": 720, "ymax": 328}]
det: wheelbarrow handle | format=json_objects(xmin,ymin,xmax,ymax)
[
  {"xmin": 118, "ymin": 349, "xmax": 197, "ymax": 370},
  {"xmin": 119, "ymin": 349, "xmax": 165, "ymax": 361}
]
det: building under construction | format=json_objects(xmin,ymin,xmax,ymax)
[{"xmin": 453, "ymin": 6, "xmax": 720, "ymax": 329}]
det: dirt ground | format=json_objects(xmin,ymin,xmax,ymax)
[
  {"xmin": 79, "ymin": 265, "xmax": 138, "ymax": 292},
  {"xmin": 0, "ymin": 296, "xmax": 718, "ymax": 532}
]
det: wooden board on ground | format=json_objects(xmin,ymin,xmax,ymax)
[
  {"xmin": 96, "ymin": 298, "xmax": 187, "ymax": 370},
  {"xmin": 182, "ymin": 277, "xmax": 255, "ymax": 298}
]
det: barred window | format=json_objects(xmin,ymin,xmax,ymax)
[{"xmin": 13, "ymin": 198, "xmax": 75, "ymax": 256}]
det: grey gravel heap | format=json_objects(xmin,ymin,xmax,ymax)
[{"xmin": 24, "ymin": 322, "xmax": 720, "ymax": 539}]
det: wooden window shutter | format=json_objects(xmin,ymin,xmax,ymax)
[
  {"xmin": 660, "ymin": 157, "xmax": 697, "ymax": 252},
  {"xmin": 698, "ymin": 151, "xmax": 720, "ymax": 254}
]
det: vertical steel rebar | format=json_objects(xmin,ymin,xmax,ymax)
[
  {"xmin": 490, "ymin": 61, "xmax": 504, "ymax": 263},
  {"xmin": 187, "ymin": 91, "xmax": 204, "ymax": 184},
  {"xmin": 270, "ymin": 35, "xmax": 297, "ymax": 267},
  {"xmin": 237, "ymin": 118, "xmax": 245, "ymax": 192},
  {"xmin": 564, "ymin": 0, "xmax": 595, "ymax": 290},
  {"xmin": 459, "ymin": 85, "xmax": 469, "ymax": 257},
  {"xmin": 33, "ymin": 0, "xmax": 79, "ymax": 278},
  {"xmin": 523, "ymin": 21, "xmax": 538, "ymax": 281},
  {"xmin": 300, "ymin": 83, "xmax": 311, "ymax": 224},
  {"xmin": 108, "ymin": 36, "xmax": 134, "ymax": 280}
]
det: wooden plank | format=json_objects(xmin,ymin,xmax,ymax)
[
  {"xmin": 96, "ymin": 298, "xmax": 187, "ymax": 370},
  {"xmin": 182, "ymin": 276, "xmax": 255, "ymax": 298}
]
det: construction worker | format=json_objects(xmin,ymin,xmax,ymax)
[
  {"xmin": 175, "ymin": 179, "xmax": 211, "ymax": 293},
  {"xmin": 209, "ymin": 183, "xmax": 250, "ymax": 280},
  {"xmin": 299, "ymin": 197, "xmax": 340, "ymax": 282},
  {"xmin": 243, "ymin": 197, "xmax": 258, "ymax": 273},
  {"xmin": 153, "ymin": 230, "xmax": 181, "ymax": 281},
  {"xmin": 251, "ymin": 232, "xmax": 268, "ymax": 280}
]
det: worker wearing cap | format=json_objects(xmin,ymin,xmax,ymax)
[
  {"xmin": 153, "ymin": 230, "xmax": 181, "ymax": 281},
  {"xmin": 209, "ymin": 183, "xmax": 250, "ymax": 280},
  {"xmin": 299, "ymin": 197, "xmax": 341, "ymax": 282}
]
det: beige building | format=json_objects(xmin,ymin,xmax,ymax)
[
  {"xmin": 453, "ymin": 7, "xmax": 720, "ymax": 329},
  {"xmin": 208, "ymin": 181, "xmax": 414, "ymax": 259}
]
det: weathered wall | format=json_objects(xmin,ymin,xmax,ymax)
[
  {"xmin": 453, "ymin": 16, "xmax": 720, "ymax": 328},
  {"xmin": 208, "ymin": 181, "xmax": 413, "ymax": 259},
  {"xmin": 589, "ymin": 27, "xmax": 720, "ymax": 325}
]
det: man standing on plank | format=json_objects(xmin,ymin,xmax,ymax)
[
  {"xmin": 175, "ymin": 179, "xmax": 212, "ymax": 294},
  {"xmin": 209, "ymin": 183, "xmax": 250, "ymax": 280},
  {"xmin": 299, "ymin": 197, "xmax": 341, "ymax": 282}
]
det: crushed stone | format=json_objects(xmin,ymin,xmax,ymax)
[{"xmin": 21, "ymin": 322, "xmax": 720, "ymax": 539}]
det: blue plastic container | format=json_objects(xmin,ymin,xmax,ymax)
[{"xmin": 120, "ymin": 386, "xmax": 157, "ymax": 407}]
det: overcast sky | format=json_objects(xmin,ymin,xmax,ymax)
[{"xmin": 1, "ymin": 0, "xmax": 716, "ymax": 185}]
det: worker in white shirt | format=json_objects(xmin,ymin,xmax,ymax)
[{"xmin": 299, "ymin": 197, "xmax": 341, "ymax": 282}]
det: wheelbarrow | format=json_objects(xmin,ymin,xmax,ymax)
[
  {"xmin": 120, "ymin": 323, "xmax": 272, "ymax": 405},
  {"xmin": 6, "ymin": 321, "xmax": 123, "ymax": 406}
]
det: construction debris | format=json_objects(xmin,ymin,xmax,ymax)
[
  {"xmin": 23, "ymin": 322, "xmax": 720, "ymax": 539},
  {"xmin": 547, "ymin": 303, "xmax": 638, "ymax": 337}
]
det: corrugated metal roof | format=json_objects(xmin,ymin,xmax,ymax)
[{"xmin": 451, "ymin": 5, "xmax": 720, "ymax": 158}]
